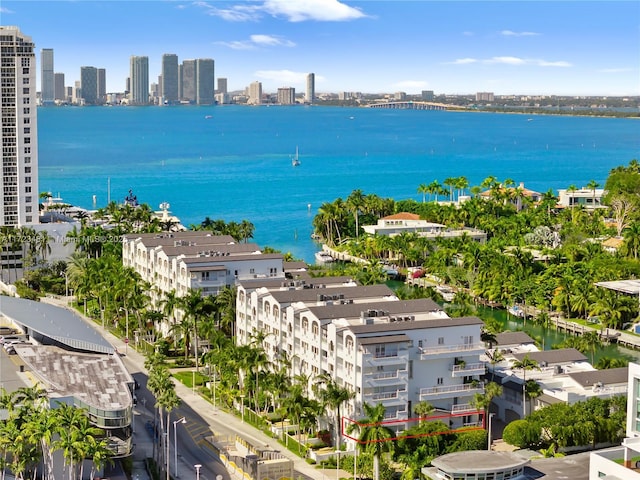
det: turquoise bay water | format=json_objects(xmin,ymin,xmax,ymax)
[{"xmin": 37, "ymin": 106, "xmax": 640, "ymax": 263}]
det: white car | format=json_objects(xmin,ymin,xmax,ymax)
[{"xmin": 0, "ymin": 335, "xmax": 20, "ymax": 345}]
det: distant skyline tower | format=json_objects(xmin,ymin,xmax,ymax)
[
  {"xmin": 161, "ymin": 53, "xmax": 179, "ymax": 104},
  {"xmin": 306, "ymin": 73, "xmax": 315, "ymax": 104},
  {"xmin": 0, "ymin": 26, "xmax": 39, "ymax": 226},
  {"xmin": 196, "ymin": 58, "xmax": 214, "ymax": 105},
  {"xmin": 217, "ymin": 77, "xmax": 227, "ymax": 94},
  {"xmin": 181, "ymin": 59, "xmax": 197, "ymax": 103},
  {"xmin": 54, "ymin": 72, "xmax": 65, "ymax": 101},
  {"xmin": 40, "ymin": 48, "xmax": 54, "ymax": 104},
  {"xmin": 97, "ymin": 68, "xmax": 106, "ymax": 102},
  {"xmin": 129, "ymin": 55, "xmax": 149, "ymax": 105},
  {"xmin": 80, "ymin": 66, "xmax": 98, "ymax": 105},
  {"xmin": 277, "ymin": 87, "xmax": 296, "ymax": 105},
  {"xmin": 248, "ymin": 81, "xmax": 262, "ymax": 105}
]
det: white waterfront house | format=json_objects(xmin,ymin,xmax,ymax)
[
  {"xmin": 362, "ymin": 212, "xmax": 486, "ymax": 242},
  {"xmin": 557, "ymin": 187, "xmax": 606, "ymax": 209},
  {"xmin": 589, "ymin": 362, "xmax": 640, "ymax": 480},
  {"xmin": 236, "ymin": 278, "xmax": 486, "ymax": 436},
  {"xmin": 122, "ymin": 231, "xmax": 285, "ymax": 335},
  {"xmin": 487, "ymin": 334, "xmax": 627, "ymax": 422}
]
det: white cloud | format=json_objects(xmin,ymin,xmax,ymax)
[
  {"xmin": 216, "ymin": 34, "xmax": 296, "ymax": 49},
  {"xmin": 193, "ymin": 1, "xmax": 261, "ymax": 22},
  {"xmin": 448, "ymin": 56, "xmax": 570, "ymax": 67},
  {"xmin": 250, "ymin": 34, "xmax": 295, "ymax": 47},
  {"xmin": 486, "ymin": 56, "xmax": 527, "ymax": 65},
  {"xmin": 449, "ymin": 58, "xmax": 478, "ymax": 65},
  {"xmin": 0, "ymin": 7, "xmax": 14, "ymax": 13},
  {"xmin": 195, "ymin": 0, "xmax": 367, "ymax": 22},
  {"xmin": 501, "ymin": 30, "xmax": 540, "ymax": 37},
  {"xmin": 254, "ymin": 69, "xmax": 313, "ymax": 85},
  {"xmin": 537, "ymin": 60, "xmax": 571, "ymax": 67},
  {"xmin": 262, "ymin": 0, "xmax": 367, "ymax": 22}
]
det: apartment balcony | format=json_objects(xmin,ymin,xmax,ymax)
[
  {"xmin": 364, "ymin": 369, "xmax": 408, "ymax": 387},
  {"xmin": 419, "ymin": 343, "xmax": 485, "ymax": 359},
  {"xmin": 363, "ymin": 388, "xmax": 408, "ymax": 406},
  {"xmin": 450, "ymin": 403, "xmax": 480, "ymax": 415},
  {"xmin": 362, "ymin": 350, "xmax": 409, "ymax": 367},
  {"xmin": 451, "ymin": 362, "xmax": 486, "ymax": 378},
  {"xmin": 419, "ymin": 383, "xmax": 484, "ymax": 401}
]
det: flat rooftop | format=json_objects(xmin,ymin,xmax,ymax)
[{"xmin": 16, "ymin": 344, "xmax": 133, "ymax": 411}]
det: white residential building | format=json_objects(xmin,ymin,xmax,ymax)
[
  {"xmin": 362, "ymin": 213, "xmax": 486, "ymax": 242},
  {"xmin": 236, "ymin": 279, "xmax": 486, "ymax": 435},
  {"xmin": 123, "ymin": 231, "xmax": 285, "ymax": 333},
  {"xmin": 0, "ymin": 26, "xmax": 40, "ymax": 226},
  {"xmin": 557, "ymin": 187, "xmax": 606, "ymax": 209},
  {"xmin": 589, "ymin": 362, "xmax": 640, "ymax": 480},
  {"xmin": 487, "ymin": 334, "xmax": 627, "ymax": 422}
]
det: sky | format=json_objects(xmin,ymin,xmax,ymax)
[{"xmin": 1, "ymin": 0, "xmax": 639, "ymax": 96}]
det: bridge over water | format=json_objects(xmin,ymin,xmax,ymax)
[{"xmin": 367, "ymin": 101, "xmax": 451, "ymax": 110}]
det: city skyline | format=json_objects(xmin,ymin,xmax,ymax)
[{"xmin": 1, "ymin": 0, "xmax": 639, "ymax": 96}]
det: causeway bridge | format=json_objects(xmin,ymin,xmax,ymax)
[{"xmin": 367, "ymin": 101, "xmax": 451, "ymax": 110}]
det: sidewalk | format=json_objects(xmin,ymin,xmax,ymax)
[{"xmin": 42, "ymin": 296, "xmax": 327, "ymax": 480}]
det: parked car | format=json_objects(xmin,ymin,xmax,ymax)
[
  {"xmin": 0, "ymin": 326, "xmax": 17, "ymax": 335},
  {"xmin": 0, "ymin": 335, "xmax": 20, "ymax": 344}
]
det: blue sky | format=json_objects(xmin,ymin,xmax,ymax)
[{"xmin": 2, "ymin": 0, "xmax": 639, "ymax": 95}]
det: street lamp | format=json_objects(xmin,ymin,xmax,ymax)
[
  {"xmin": 487, "ymin": 413, "xmax": 496, "ymax": 451},
  {"xmin": 173, "ymin": 416, "xmax": 187, "ymax": 478},
  {"xmin": 194, "ymin": 464, "xmax": 202, "ymax": 480}
]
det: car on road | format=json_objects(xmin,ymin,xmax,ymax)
[{"xmin": 0, "ymin": 335, "xmax": 20, "ymax": 345}]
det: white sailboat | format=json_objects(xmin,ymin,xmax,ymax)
[{"xmin": 291, "ymin": 146, "xmax": 301, "ymax": 167}]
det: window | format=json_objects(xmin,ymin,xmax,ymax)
[
  {"xmin": 23, "ymin": 127, "xmax": 30, "ymax": 134},
  {"xmin": 418, "ymin": 340, "xmax": 423, "ymax": 348},
  {"xmin": 22, "ymin": 78, "xmax": 29, "ymax": 85},
  {"xmin": 25, "ymin": 186, "xmax": 31, "ymax": 193},
  {"xmin": 24, "ymin": 167, "xmax": 31, "ymax": 173},
  {"xmin": 23, "ymin": 88, "xmax": 29, "ymax": 94},
  {"xmin": 23, "ymin": 108, "xmax": 30, "ymax": 115},
  {"xmin": 24, "ymin": 147, "xmax": 30, "ymax": 154},
  {"xmin": 250, "ymin": 268, "xmax": 255, "ymax": 274},
  {"xmin": 438, "ymin": 337, "xmax": 445, "ymax": 345},
  {"xmin": 437, "ymin": 377, "xmax": 444, "ymax": 385},
  {"xmin": 25, "ymin": 177, "xmax": 31, "ymax": 183}
]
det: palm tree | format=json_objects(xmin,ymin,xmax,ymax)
[
  {"xmin": 586, "ymin": 179, "xmax": 600, "ymax": 207},
  {"xmin": 347, "ymin": 189, "xmax": 366, "ymax": 239},
  {"xmin": 417, "ymin": 183, "xmax": 429, "ymax": 203},
  {"xmin": 314, "ymin": 374, "xmax": 355, "ymax": 449},
  {"xmin": 413, "ymin": 401, "xmax": 434, "ymax": 425},
  {"xmin": 511, "ymin": 355, "xmax": 540, "ymax": 417},
  {"xmin": 347, "ymin": 403, "xmax": 395, "ymax": 480}
]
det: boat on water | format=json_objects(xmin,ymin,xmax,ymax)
[
  {"xmin": 291, "ymin": 146, "xmax": 301, "ymax": 167},
  {"xmin": 508, "ymin": 305, "xmax": 526, "ymax": 318},
  {"xmin": 435, "ymin": 285, "xmax": 456, "ymax": 302},
  {"xmin": 315, "ymin": 251, "xmax": 334, "ymax": 265}
]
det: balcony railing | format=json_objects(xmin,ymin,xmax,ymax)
[
  {"xmin": 451, "ymin": 362, "xmax": 486, "ymax": 377},
  {"xmin": 451, "ymin": 403, "xmax": 480, "ymax": 414},
  {"xmin": 419, "ymin": 383, "xmax": 484, "ymax": 400},
  {"xmin": 419, "ymin": 343, "xmax": 485, "ymax": 358}
]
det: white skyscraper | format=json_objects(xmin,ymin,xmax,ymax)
[
  {"xmin": 306, "ymin": 73, "xmax": 315, "ymax": 104},
  {"xmin": 0, "ymin": 26, "xmax": 39, "ymax": 226},
  {"xmin": 248, "ymin": 81, "xmax": 262, "ymax": 105},
  {"xmin": 40, "ymin": 48, "xmax": 54, "ymax": 105},
  {"xmin": 129, "ymin": 55, "xmax": 149, "ymax": 105}
]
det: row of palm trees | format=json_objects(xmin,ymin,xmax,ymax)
[
  {"xmin": 0, "ymin": 226, "xmax": 51, "ymax": 283},
  {"xmin": 0, "ymin": 386, "xmax": 111, "ymax": 480}
]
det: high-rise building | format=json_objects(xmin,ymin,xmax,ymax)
[
  {"xmin": 0, "ymin": 26, "xmax": 39, "ymax": 226},
  {"xmin": 248, "ymin": 81, "xmax": 262, "ymax": 105},
  {"xmin": 476, "ymin": 91, "xmax": 494, "ymax": 102},
  {"xmin": 277, "ymin": 87, "xmax": 296, "ymax": 105},
  {"xmin": 421, "ymin": 90, "xmax": 434, "ymax": 101},
  {"xmin": 54, "ymin": 72, "xmax": 65, "ymax": 101},
  {"xmin": 217, "ymin": 77, "xmax": 228, "ymax": 94},
  {"xmin": 40, "ymin": 48, "xmax": 54, "ymax": 105},
  {"xmin": 196, "ymin": 58, "xmax": 214, "ymax": 105},
  {"xmin": 306, "ymin": 73, "xmax": 315, "ymax": 104},
  {"xmin": 129, "ymin": 56, "xmax": 149, "ymax": 105},
  {"xmin": 80, "ymin": 66, "xmax": 98, "ymax": 105},
  {"xmin": 97, "ymin": 68, "xmax": 106, "ymax": 103},
  {"xmin": 181, "ymin": 59, "xmax": 197, "ymax": 103},
  {"xmin": 161, "ymin": 54, "xmax": 179, "ymax": 104}
]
